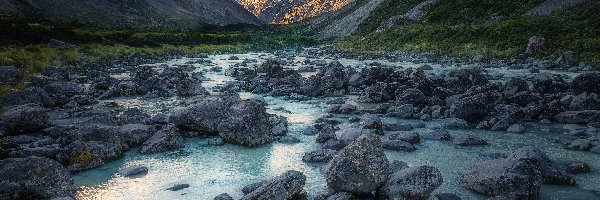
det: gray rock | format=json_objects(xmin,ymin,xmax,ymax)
[
  {"xmin": 118, "ymin": 124, "xmax": 154, "ymax": 146},
  {"xmin": 217, "ymin": 101, "xmax": 276, "ymax": 147},
  {"xmin": 1, "ymin": 103, "xmax": 49, "ymax": 134},
  {"xmin": 453, "ymin": 135, "xmax": 487, "ymax": 146},
  {"xmin": 361, "ymin": 114, "xmax": 382, "ymax": 130},
  {"xmin": 525, "ymin": 36, "xmax": 545, "ymax": 55},
  {"xmin": 0, "ymin": 157, "xmax": 74, "ymax": 199},
  {"xmin": 118, "ymin": 165, "xmax": 148, "ymax": 177},
  {"xmin": 449, "ymin": 92, "xmax": 498, "ymax": 122},
  {"xmin": 0, "ymin": 87, "xmax": 54, "ymax": 108},
  {"xmin": 278, "ymin": 136, "xmax": 301, "ymax": 144},
  {"xmin": 506, "ymin": 124, "xmax": 525, "ymax": 133},
  {"xmin": 324, "ymin": 135, "xmax": 391, "ymax": 195},
  {"xmin": 377, "ymin": 166, "xmax": 443, "ymax": 200},
  {"xmin": 440, "ymin": 118, "xmax": 468, "ymax": 129},
  {"xmin": 555, "ymin": 110, "xmax": 600, "ymax": 124},
  {"xmin": 326, "ymin": 192, "xmax": 354, "ymax": 200},
  {"xmin": 214, "ymin": 193, "xmax": 234, "ymax": 200},
  {"xmin": 382, "ymin": 138, "xmax": 416, "ymax": 152},
  {"xmin": 302, "ymin": 149, "xmax": 337, "ymax": 163},
  {"xmin": 422, "ymin": 129, "xmax": 451, "ymax": 140},
  {"xmin": 571, "ymin": 72, "xmax": 600, "ymax": 94},
  {"xmin": 434, "ymin": 193, "xmax": 462, "ymax": 200},
  {"xmin": 140, "ymin": 125, "xmax": 184, "ymax": 154},
  {"xmin": 0, "ymin": 66, "xmax": 22, "ymax": 85},
  {"xmin": 389, "ymin": 160, "xmax": 410, "ymax": 172},
  {"xmin": 241, "ymin": 170, "xmax": 306, "ymax": 200},
  {"xmin": 509, "ymin": 146, "xmax": 575, "ymax": 185},
  {"xmin": 384, "ymin": 131, "xmax": 420, "ymax": 144},
  {"xmin": 170, "ymin": 95, "xmax": 240, "ymax": 133},
  {"xmin": 242, "ymin": 181, "xmax": 265, "ymax": 194},
  {"xmin": 166, "ymin": 184, "xmax": 190, "ymax": 191},
  {"xmin": 384, "ymin": 123, "xmax": 413, "ymax": 131},
  {"xmin": 565, "ymin": 162, "xmax": 591, "ymax": 174},
  {"xmin": 567, "ymin": 139, "xmax": 592, "ymax": 151},
  {"xmin": 387, "ymin": 104, "xmax": 414, "ymax": 118}
]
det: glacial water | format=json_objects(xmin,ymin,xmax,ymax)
[{"xmin": 74, "ymin": 53, "xmax": 600, "ymax": 200}]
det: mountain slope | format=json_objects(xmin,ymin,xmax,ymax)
[
  {"xmin": 238, "ymin": 0, "xmax": 352, "ymax": 24},
  {"xmin": 0, "ymin": 0, "xmax": 263, "ymax": 28}
]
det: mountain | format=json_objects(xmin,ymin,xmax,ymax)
[
  {"xmin": 238, "ymin": 0, "xmax": 351, "ymax": 24},
  {"xmin": 0, "ymin": 0, "xmax": 263, "ymax": 28}
]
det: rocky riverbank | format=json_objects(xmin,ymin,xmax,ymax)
[{"xmin": 0, "ymin": 46, "xmax": 599, "ymax": 199}]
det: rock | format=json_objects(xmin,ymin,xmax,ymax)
[
  {"xmin": 525, "ymin": 36, "xmax": 545, "ymax": 55},
  {"xmin": 166, "ymin": 184, "xmax": 190, "ymax": 191},
  {"xmin": 384, "ymin": 131, "xmax": 420, "ymax": 144},
  {"xmin": 303, "ymin": 149, "xmax": 337, "ymax": 163},
  {"xmin": 1, "ymin": 104, "xmax": 49, "ymax": 134},
  {"xmin": 316, "ymin": 123, "xmax": 337, "ymax": 143},
  {"xmin": 140, "ymin": 125, "xmax": 184, "ymax": 154},
  {"xmin": 170, "ymin": 95, "xmax": 240, "ymax": 133},
  {"xmin": 419, "ymin": 64, "xmax": 434, "ymax": 70},
  {"xmin": 229, "ymin": 55, "xmax": 239, "ymax": 60},
  {"xmin": 323, "ymin": 135, "xmax": 391, "ymax": 195},
  {"xmin": 422, "ymin": 129, "xmax": 451, "ymax": 140},
  {"xmin": 377, "ymin": 166, "xmax": 443, "ymax": 200},
  {"xmin": 440, "ymin": 118, "xmax": 468, "ymax": 129},
  {"xmin": 242, "ymin": 181, "xmax": 265, "ymax": 194},
  {"xmin": 117, "ymin": 124, "xmax": 154, "ymax": 146},
  {"xmin": 453, "ymin": 135, "xmax": 487, "ymax": 146},
  {"xmin": 449, "ymin": 92, "xmax": 498, "ymax": 122},
  {"xmin": 383, "ymin": 123, "xmax": 413, "ymax": 131},
  {"xmin": 0, "ymin": 66, "xmax": 22, "ymax": 85},
  {"xmin": 387, "ymin": 104, "xmax": 414, "ymax": 118},
  {"xmin": 214, "ymin": 193, "xmax": 234, "ymax": 200},
  {"xmin": 321, "ymin": 139, "xmax": 343, "ymax": 150},
  {"xmin": 509, "ymin": 146, "xmax": 575, "ymax": 185},
  {"xmin": 569, "ymin": 93, "xmax": 600, "ymax": 111},
  {"xmin": 506, "ymin": 124, "xmax": 525, "ymax": 133},
  {"xmin": 361, "ymin": 114, "xmax": 382, "ymax": 130},
  {"xmin": 0, "ymin": 87, "xmax": 54, "ymax": 108},
  {"xmin": 382, "ymin": 139, "xmax": 416, "ymax": 152},
  {"xmin": 565, "ymin": 162, "xmax": 591, "ymax": 174},
  {"xmin": 217, "ymin": 101, "xmax": 276, "ymax": 147},
  {"xmin": 118, "ymin": 165, "xmax": 148, "ymax": 177},
  {"xmin": 327, "ymin": 104, "xmax": 356, "ymax": 114},
  {"xmin": 571, "ymin": 72, "xmax": 600, "ymax": 94},
  {"xmin": 278, "ymin": 136, "xmax": 301, "ymax": 144},
  {"xmin": 43, "ymin": 81, "xmax": 83, "ymax": 105},
  {"xmin": 241, "ymin": 170, "xmax": 306, "ymax": 200},
  {"xmin": 0, "ymin": 157, "xmax": 74, "ymax": 199},
  {"xmin": 337, "ymin": 128, "xmax": 376, "ymax": 146},
  {"xmin": 555, "ymin": 110, "xmax": 600, "ymax": 124},
  {"xmin": 460, "ymin": 158, "xmax": 541, "ymax": 199},
  {"xmin": 326, "ymin": 192, "xmax": 354, "ymax": 200},
  {"xmin": 556, "ymin": 51, "xmax": 576, "ymax": 66},
  {"xmin": 390, "ymin": 160, "xmax": 409, "ymax": 172},
  {"xmin": 567, "ymin": 139, "xmax": 592, "ymax": 151}
]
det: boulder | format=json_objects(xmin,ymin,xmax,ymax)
[
  {"xmin": 440, "ymin": 118, "xmax": 468, "ymax": 129},
  {"xmin": 214, "ymin": 193, "xmax": 234, "ymax": 200},
  {"xmin": 324, "ymin": 135, "xmax": 391, "ymax": 195},
  {"xmin": 377, "ymin": 166, "xmax": 443, "ymax": 200},
  {"xmin": 508, "ymin": 146, "xmax": 575, "ymax": 185},
  {"xmin": 1, "ymin": 104, "xmax": 49, "ymax": 134},
  {"xmin": 565, "ymin": 162, "xmax": 591, "ymax": 174},
  {"xmin": 117, "ymin": 124, "xmax": 154, "ymax": 146},
  {"xmin": 571, "ymin": 72, "xmax": 600, "ymax": 94},
  {"xmin": 382, "ymin": 138, "xmax": 416, "ymax": 152},
  {"xmin": 170, "ymin": 95, "xmax": 239, "ymax": 133},
  {"xmin": 166, "ymin": 184, "xmax": 190, "ymax": 191},
  {"xmin": 449, "ymin": 92, "xmax": 498, "ymax": 122},
  {"xmin": 241, "ymin": 170, "xmax": 306, "ymax": 200},
  {"xmin": 302, "ymin": 149, "xmax": 337, "ymax": 163},
  {"xmin": 118, "ymin": 165, "xmax": 148, "ymax": 177},
  {"xmin": 422, "ymin": 129, "xmax": 451, "ymax": 140},
  {"xmin": 140, "ymin": 125, "xmax": 184, "ymax": 154},
  {"xmin": 384, "ymin": 131, "xmax": 420, "ymax": 144},
  {"xmin": 0, "ymin": 87, "xmax": 54, "ymax": 108},
  {"xmin": 506, "ymin": 124, "xmax": 525, "ymax": 133},
  {"xmin": 525, "ymin": 36, "xmax": 545, "ymax": 55},
  {"xmin": 217, "ymin": 101, "xmax": 276, "ymax": 147},
  {"xmin": 0, "ymin": 66, "xmax": 22, "ymax": 85},
  {"xmin": 567, "ymin": 139, "xmax": 592, "ymax": 151},
  {"xmin": 361, "ymin": 114, "xmax": 382, "ymax": 130},
  {"xmin": 0, "ymin": 157, "xmax": 74, "ymax": 199},
  {"xmin": 387, "ymin": 104, "xmax": 414, "ymax": 118},
  {"xmin": 453, "ymin": 135, "xmax": 487, "ymax": 146}
]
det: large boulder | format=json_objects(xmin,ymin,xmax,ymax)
[
  {"xmin": 460, "ymin": 158, "xmax": 542, "ymax": 199},
  {"xmin": 0, "ymin": 157, "xmax": 74, "ymax": 199},
  {"xmin": 43, "ymin": 81, "xmax": 83, "ymax": 105},
  {"xmin": 323, "ymin": 135, "xmax": 391, "ymax": 195},
  {"xmin": 525, "ymin": 36, "xmax": 545, "ymax": 55},
  {"xmin": 1, "ymin": 104, "xmax": 49, "ymax": 134},
  {"xmin": 140, "ymin": 125, "xmax": 184, "ymax": 154},
  {"xmin": 571, "ymin": 72, "xmax": 600, "ymax": 94},
  {"xmin": 241, "ymin": 170, "xmax": 306, "ymax": 200},
  {"xmin": 170, "ymin": 95, "xmax": 240, "ymax": 133},
  {"xmin": 449, "ymin": 91, "xmax": 499, "ymax": 122},
  {"xmin": 217, "ymin": 101, "xmax": 276, "ymax": 147},
  {"xmin": 377, "ymin": 165, "xmax": 443, "ymax": 200},
  {"xmin": 302, "ymin": 149, "xmax": 337, "ymax": 163},
  {"xmin": 509, "ymin": 146, "xmax": 575, "ymax": 185}
]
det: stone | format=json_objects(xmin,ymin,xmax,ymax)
[
  {"xmin": 567, "ymin": 139, "xmax": 592, "ymax": 151},
  {"xmin": 377, "ymin": 166, "xmax": 443, "ymax": 200},
  {"xmin": 166, "ymin": 184, "xmax": 190, "ymax": 191},
  {"xmin": 140, "ymin": 125, "xmax": 184, "ymax": 154},
  {"xmin": 241, "ymin": 170, "xmax": 306, "ymax": 200},
  {"xmin": 565, "ymin": 162, "xmax": 591, "ymax": 174},
  {"xmin": 217, "ymin": 101, "xmax": 276, "ymax": 147},
  {"xmin": 324, "ymin": 135, "xmax": 391, "ymax": 195},
  {"xmin": 0, "ymin": 66, "xmax": 22, "ymax": 85},
  {"xmin": 118, "ymin": 165, "xmax": 148, "ymax": 177},
  {"xmin": 571, "ymin": 72, "xmax": 600, "ymax": 94},
  {"xmin": 1, "ymin": 103, "xmax": 49, "ymax": 134},
  {"xmin": 506, "ymin": 124, "xmax": 525, "ymax": 133},
  {"xmin": 303, "ymin": 149, "xmax": 337, "ymax": 163},
  {"xmin": 525, "ymin": 36, "xmax": 545, "ymax": 55},
  {"xmin": 453, "ymin": 135, "xmax": 487, "ymax": 146},
  {"xmin": 0, "ymin": 157, "xmax": 74, "ymax": 199},
  {"xmin": 214, "ymin": 193, "xmax": 234, "ymax": 200},
  {"xmin": 555, "ymin": 110, "xmax": 600, "ymax": 124},
  {"xmin": 422, "ymin": 129, "xmax": 451, "ymax": 140}
]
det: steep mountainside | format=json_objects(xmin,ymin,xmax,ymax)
[
  {"xmin": 0, "ymin": 0, "xmax": 262, "ymax": 28},
  {"xmin": 238, "ymin": 0, "xmax": 352, "ymax": 24}
]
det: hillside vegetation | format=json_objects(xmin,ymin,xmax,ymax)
[{"xmin": 333, "ymin": 0, "xmax": 600, "ymax": 64}]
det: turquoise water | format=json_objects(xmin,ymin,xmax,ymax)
[{"xmin": 74, "ymin": 53, "xmax": 600, "ymax": 200}]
